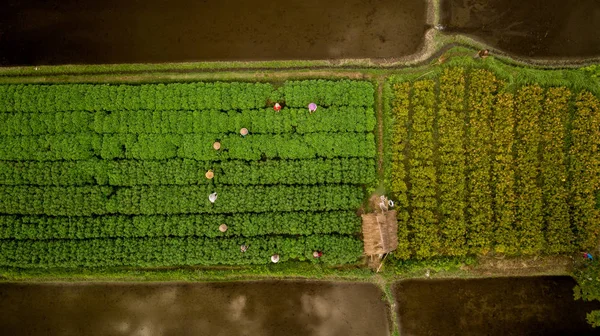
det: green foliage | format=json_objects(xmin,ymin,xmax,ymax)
[
  {"xmin": 466, "ymin": 69, "xmax": 495, "ymax": 254},
  {"xmin": 389, "ymin": 81, "xmax": 411, "ymax": 259},
  {"xmin": 0, "ymin": 106, "xmax": 375, "ymax": 136},
  {"xmin": 0, "ymin": 211, "xmax": 361, "ymax": 239},
  {"xmin": 514, "ymin": 85, "xmax": 545, "ymax": 254},
  {"xmin": 570, "ymin": 91, "xmax": 600, "ymax": 250},
  {"xmin": 0, "ymin": 79, "xmax": 377, "ymax": 268},
  {"xmin": 391, "ymin": 256, "xmax": 475, "ymax": 274},
  {"xmin": 574, "ymin": 260, "xmax": 600, "ymax": 328},
  {"xmin": 408, "ymin": 80, "xmax": 440, "ymax": 258},
  {"xmin": 437, "ymin": 68, "xmax": 467, "ymax": 256},
  {"xmin": 0, "ymin": 185, "xmax": 364, "ymax": 216},
  {"xmin": 541, "ymin": 87, "xmax": 573, "ymax": 253},
  {"xmin": 492, "ymin": 93, "xmax": 518, "ymax": 253},
  {"xmin": 283, "ymin": 80, "xmax": 374, "ymax": 107},
  {"xmin": 388, "ymin": 66, "xmax": 600, "ymax": 258},
  {"xmin": 0, "ymin": 158, "xmax": 375, "ymax": 186},
  {"xmin": 0, "ymin": 234, "xmax": 363, "ymax": 267},
  {"xmin": 0, "ymin": 133, "xmax": 375, "ymax": 161}
]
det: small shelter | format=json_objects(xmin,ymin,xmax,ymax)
[
  {"xmin": 361, "ymin": 195, "xmax": 399, "ymax": 270},
  {"xmin": 361, "ymin": 210, "xmax": 398, "ymax": 255}
]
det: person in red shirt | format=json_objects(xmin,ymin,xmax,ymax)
[
  {"xmin": 313, "ymin": 251, "xmax": 323, "ymax": 258},
  {"xmin": 273, "ymin": 103, "xmax": 282, "ymax": 112}
]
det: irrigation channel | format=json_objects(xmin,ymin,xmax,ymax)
[{"xmin": 1, "ymin": 277, "xmax": 599, "ymax": 335}]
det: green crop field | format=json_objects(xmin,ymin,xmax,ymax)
[
  {"xmin": 0, "ymin": 80, "xmax": 377, "ymax": 268},
  {"xmin": 388, "ymin": 67, "xmax": 600, "ymax": 259}
]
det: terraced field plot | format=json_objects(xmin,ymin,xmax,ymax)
[
  {"xmin": 0, "ymin": 80, "xmax": 376, "ymax": 267},
  {"xmin": 389, "ymin": 67, "xmax": 600, "ymax": 259}
]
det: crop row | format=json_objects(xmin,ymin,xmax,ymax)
[
  {"xmin": 0, "ymin": 158, "xmax": 376, "ymax": 186},
  {"xmin": 0, "ymin": 107, "xmax": 376, "ymax": 136},
  {"xmin": 437, "ymin": 68, "xmax": 467, "ymax": 256},
  {"xmin": 570, "ymin": 91, "xmax": 600, "ymax": 250},
  {"xmin": 465, "ymin": 69, "xmax": 496, "ymax": 254},
  {"xmin": 0, "ymin": 80, "xmax": 374, "ymax": 113},
  {"xmin": 541, "ymin": 87, "xmax": 573, "ymax": 253},
  {"xmin": 0, "ymin": 133, "xmax": 376, "ymax": 161},
  {"xmin": 390, "ymin": 67, "xmax": 600, "ymax": 258},
  {"xmin": 514, "ymin": 85, "xmax": 545, "ymax": 254},
  {"xmin": 491, "ymin": 92, "xmax": 518, "ymax": 253},
  {"xmin": 389, "ymin": 82, "xmax": 411, "ymax": 259},
  {"xmin": 0, "ymin": 234, "xmax": 364, "ymax": 267},
  {"xmin": 282, "ymin": 80, "xmax": 374, "ymax": 107},
  {"xmin": 0, "ymin": 211, "xmax": 361, "ymax": 240},
  {"xmin": 0, "ymin": 185, "xmax": 364, "ymax": 216},
  {"xmin": 408, "ymin": 80, "xmax": 440, "ymax": 258}
]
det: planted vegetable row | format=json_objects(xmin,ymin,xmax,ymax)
[
  {"xmin": 389, "ymin": 67, "xmax": 600, "ymax": 258},
  {"xmin": 408, "ymin": 80, "xmax": 441, "ymax": 258},
  {"xmin": 0, "ymin": 234, "xmax": 364, "ymax": 267},
  {"xmin": 0, "ymin": 133, "xmax": 376, "ymax": 161},
  {"xmin": 0, "ymin": 185, "xmax": 364, "ymax": 216},
  {"xmin": 390, "ymin": 82, "xmax": 411, "ymax": 259},
  {"xmin": 437, "ymin": 68, "xmax": 467, "ymax": 256},
  {"xmin": 0, "ymin": 80, "xmax": 374, "ymax": 113},
  {"xmin": 0, "ymin": 107, "xmax": 375, "ymax": 136},
  {"xmin": 0, "ymin": 211, "xmax": 361, "ymax": 240},
  {"xmin": 0, "ymin": 158, "xmax": 376, "ymax": 186}
]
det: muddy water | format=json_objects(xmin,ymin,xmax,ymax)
[
  {"xmin": 0, "ymin": 281, "xmax": 389, "ymax": 336},
  {"xmin": 394, "ymin": 276, "xmax": 600, "ymax": 336},
  {"xmin": 440, "ymin": 0, "xmax": 600, "ymax": 58},
  {"xmin": 0, "ymin": 0, "xmax": 427, "ymax": 66}
]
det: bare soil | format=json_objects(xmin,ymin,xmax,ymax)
[
  {"xmin": 0, "ymin": 0, "xmax": 428, "ymax": 65},
  {"xmin": 440, "ymin": 0, "xmax": 600, "ymax": 58},
  {"xmin": 393, "ymin": 276, "xmax": 600, "ymax": 336},
  {"xmin": 0, "ymin": 281, "xmax": 390, "ymax": 336}
]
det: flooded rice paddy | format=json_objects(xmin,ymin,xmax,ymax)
[
  {"xmin": 440, "ymin": 0, "xmax": 600, "ymax": 58},
  {"xmin": 0, "ymin": 0, "xmax": 428, "ymax": 65},
  {"xmin": 0, "ymin": 281, "xmax": 390, "ymax": 336},
  {"xmin": 394, "ymin": 276, "xmax": 600, "ymax": 336}
]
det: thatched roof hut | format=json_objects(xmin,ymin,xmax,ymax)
[{"xmin": 361, "ymin": 210, "xmax": 398, "ymax": 255}]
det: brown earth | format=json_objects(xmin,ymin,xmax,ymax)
[{"xmin": 0, "ymin": 281, "xmax": 390, "ymax": 336}]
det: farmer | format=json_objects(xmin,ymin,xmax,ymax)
[
  {"xmin": 308, "ymin": 103, "xmax": 318, "ymax": 114},
  {"xmin": 240, "ymin": 128, "xmax": 249, "ymax": 137},
  {"xmin": 205, "ymin": 170, "xmax": 214, "ymax": 179},
  {"xmin": 240, "ymin": 245, "xmax": 248, "ymax": 253},
  {"xmin": 213, "ymin": 141, "xmax": 221, "ymax": 150},
  {"xmin": 313, "ymin": 251, "xmax": 323, "ymax": 258},
  {"xmin": 273, "ymin": 103, "xmax": 282, "ymax": 112},
  {"xmin": 271, "ymin": 254, "xmax": 280, "ymax": 263},
  {"xmin": 219, "ymin": 224, "xmax": 228, "ymax": 232},
  {"xmin": 209, "ymin": 192, "xmax": 218, "ymax": 203},
  {"xmin": 583, "ymin": 252, "xmax": 594, "ymax": 260}
]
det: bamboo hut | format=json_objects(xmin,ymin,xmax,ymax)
[{"xmin": 361, "ymin": 210, "xmax": 398, "ymax": 255}]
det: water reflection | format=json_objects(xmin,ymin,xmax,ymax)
[{"xmin": 0, "ymin": 281, "xmax": 389, "ymax": 336}]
